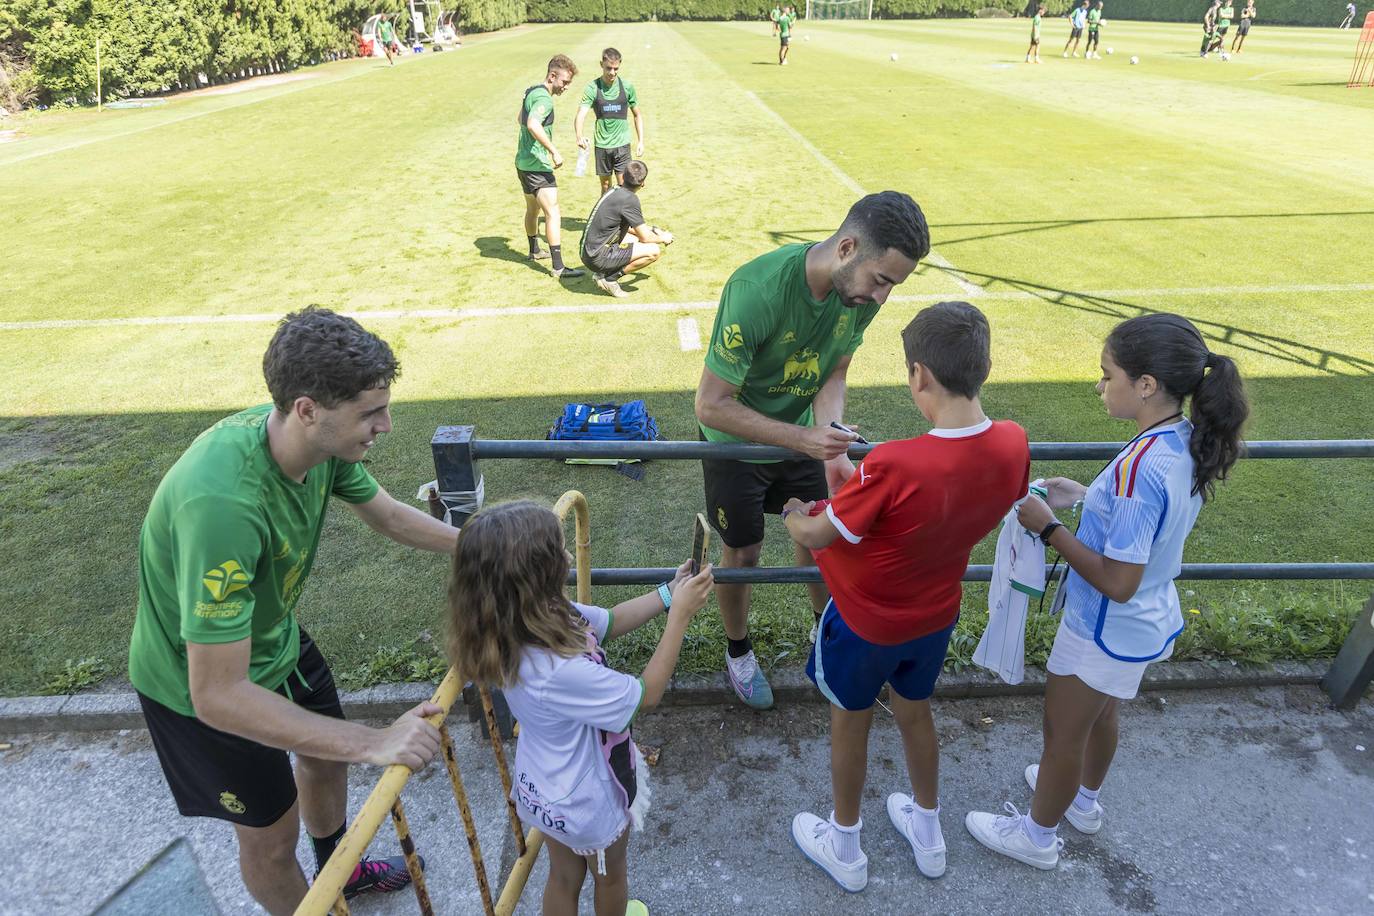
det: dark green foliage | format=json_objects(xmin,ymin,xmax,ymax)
[
  {"xmin": 526, "ymin": 0, "xmax": 1067, "ymax": 21},
  {"xmin": 6, "ymin": 0, "xmax": 524, "ymax": 107},
  {"xmin": 1103, "ymin": 0, "xmax": 1343, "ymax": 27}
]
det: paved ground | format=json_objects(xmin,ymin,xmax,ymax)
[{"xmin": 5, "ymin": 685, "xmax": 1372, "ymax": 915}]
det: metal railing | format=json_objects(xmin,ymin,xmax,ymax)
[{"xmin": 299, "ymin": 431, "xmax": 1374, "ymax": 915}]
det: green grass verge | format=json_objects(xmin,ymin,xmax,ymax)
[{"xmin": 1, "ymin": 20, "xmax": 1371, "ymax": 694}]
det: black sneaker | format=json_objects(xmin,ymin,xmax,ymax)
[
  {"xmin": 343, "ymin": 854, "xmax": 424, "ymax": 900},
  {"xmin": 553, "ymin": 266, "xmax": 585, "ymax": 280}
]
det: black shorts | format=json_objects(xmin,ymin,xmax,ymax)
[
  {"xmin": 1216, "ymin": 26, "xmax": 1229, "ymax": 36},
  {"xmin": 1086, "ymin": 29, "xmax": 1099, "ymax": 42},
  {"xmin": 780, "ymin": 35, "xmax": 790, "ymax": 46},
  {"xmin": 702, "ymin": 443, "xmax": 827, "ymax": 549},
  {"xmin": 1070, "ymin": 26, "xmax": 1083, "ymax": 37},
  {"xmin": 595, "ymin": 144, "xmax": 632, "ymax": 177},
  {"xmin": 138, "ymin": 628, "xmax": 345, "ymax": 827},
  {"xmin": 583, "ymin": 242, "xmax": 635, "ymax": 274},
  {"xmin": 1237, "ymin": 19, "xmax": 1250, "ymax": 34},
  {"xmin": 1030, "ymin": 36, "xmax": 1041, "ymax": 45},
  {"xmin": 517, "ymin": 168, "xmax": 556, "ymax": 195}
]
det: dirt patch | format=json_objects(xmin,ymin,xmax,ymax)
[{"xmin": 0, "ymin": 416, "xmax": 106, "ymax": 473}]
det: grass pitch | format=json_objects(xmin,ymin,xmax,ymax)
[{"xmin": 1, "ymin": 18, "xmax": 1371, "ymax": 694}]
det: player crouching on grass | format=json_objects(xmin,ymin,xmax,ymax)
[
  {"xmin": 579, "ymin": 160, "xmax": 673, "ymax": 298},
  {"xmin": 781, "ymin": 303, "xmax": 1031, "ymax": 891}
]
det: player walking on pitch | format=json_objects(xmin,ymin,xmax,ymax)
[
  {"xmin": 778, "ymin": 5, "xmax": 797, "ymax": 65},
  {"xmin": 128, "ymin": 308, "xmax": 460, "ymax": 913},
  {"xmin": 695, "ymin": 191, "xmax": 930, "ymax": 710},
  {"xmin": 1341, "ymin": 2, "xmax": 1357, "ymax": 28},
  {"xmin": 1027, "ymin": 4, "xmax": 1046, "ymax": 63},
  {"xmin": 574, "ymin": 48, "xmax": 645, "ymax": 197},
  {"xmin": 1064, "ymin": 0, "xmax": 1090, "ymax": 57},
  {"xmin": 1231, "ymin": 0, "xmax": 1255, "ymax": 52},
  {"xmin": 1084, "ymin": 0, "xmax": 1104, "ymax": 59},
  {"xmin": 517, "ymin": 54, "xmax": 585, "ymax": 281}
]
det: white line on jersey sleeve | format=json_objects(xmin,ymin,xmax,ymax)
[{"xmin": 825, "ymin": 504, "xmax": 862, "ymax": 545}]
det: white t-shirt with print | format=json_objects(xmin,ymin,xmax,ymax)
[{"xmin": 504, "ymin": 602, "xmax": 644, "ymax": 852}]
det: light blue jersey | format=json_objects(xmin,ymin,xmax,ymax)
[
  {"xmin": 1071, "ymin": 7, "xmax": 1088, "ymax": 28},
  {"xmin": 1063, "ymin": 420, "xmax": 1201, "ymax": 662}
]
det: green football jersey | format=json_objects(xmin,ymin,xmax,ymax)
[
  {"xmin": 128, "ymin": 404, "xmax": 379, "ymax": 716},
  {"xmin": 702, "ymin": 244, "xmax": 879, "ymax": 461}
]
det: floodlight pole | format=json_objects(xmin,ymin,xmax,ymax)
[{"xmin": 95, "ymin": 37, "xmax": 102, "ymax": 112}]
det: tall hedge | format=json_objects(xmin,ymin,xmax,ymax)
[
  {"xmin": 3, "ymin": 0, "xmax": 524, "ymax": 108},
  {"xmin": 1095, "ymin": 1, "xmax": 1346, "ymax": 27}
]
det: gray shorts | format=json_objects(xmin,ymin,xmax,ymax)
[{"xmin": 595, "ymin": 144, "xmax": 632, "ymax": 177}]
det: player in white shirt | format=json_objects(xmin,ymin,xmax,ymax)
[
  {"xmin": 446, "ymin": 501, "xmax": 714, "ymax": 915},
  {"xmin": 966, "ymin": 313, "xmax": 1249, "ymax": 870}
]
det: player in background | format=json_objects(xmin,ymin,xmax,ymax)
[
  {"xmin": 1200, "ymin": 0, "xmax": 1221, "ymax": 56},
  {"xmin": 783, "ymin": 303, "xmax": 1030, "ymax": 891},
  {"xmin": 1064, "ymin": 0, "xmax": 1090, "ymax": 57},
  {"xmin": 771, "ymin": 4, "xmax": 782, "ymax": 34},
  {"xmin": 1231, "ymin": 0, "xmax": 1255, "ymax": 52},
  {"xmin": 1208, "ymin": 1, "xmax": 1235, "ymax": 56},
  {"xmin": 517, "ymin": 54, "xmax": 585, "ymax": 281},
  {"xmin": 377, "ymin": 15, "xmax": 400, "ymax": 65},
  {"xmin": 779, "ymin": 5, "xmax": 796, "ymax": 65},
  {"xmin": 1084, "ymin": 1, "xmax": 1104, "ymax": 59},
  {"xmin": 965, "ymin": 314, "xmax": 1249, "ymax": 871},
  {"xmin": 1341, "ymin": 2, "xmax": 1357, "ymax": 28},
  {"xmin": 579, "ymin": 160, "xmax": 674, "ymax": 298},
  {"xmin": 1027, "ymin": 4, "xmax": 1046, "ymax": 63},
  {"xmin": 575, "ymin": 48, "xmax": 645, "ymax": 197}
]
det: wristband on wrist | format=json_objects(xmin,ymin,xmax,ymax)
[
  {"xmin": 656, "ymin": 582, "xmax": 673, "ymax": 611},
  {"xmin": 781, "ymin": 507, "xmax": 796, "ymax": 520},
  {"xmin": 1039, "ymin": 520, "xmax": 1064, "ymax": 544}
]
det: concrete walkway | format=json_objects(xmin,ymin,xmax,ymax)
[{"xmin": 5, "ymin": 685, "xmax": 1372, "ymax": 915}]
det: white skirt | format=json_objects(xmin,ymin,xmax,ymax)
[{"xmin": 1046, "ymin": 616, "xmax": 1172, "ymax": 700}]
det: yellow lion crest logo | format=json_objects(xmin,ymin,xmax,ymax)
[{"xmin": 782, "ymin": 349, "xmax": 821, "ymax": 384}]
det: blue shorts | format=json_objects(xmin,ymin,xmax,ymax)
[{"xmin": 806, "ymin": 599, "xmax": 954, "ymax": 711}]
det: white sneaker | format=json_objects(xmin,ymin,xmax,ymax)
[
  {"xmin": 1024, "ymin": 765, "xmax": 1104, "ymax": 834},
  {"xmin": 964, "ymin": 803, "xmax": 1063, "ymax": 870},
  {"xmin": 791, "ymin": 812, "xmax": 867, "ymax": 892},
  {"xmin": 809, "ymin": 619, "xmax": 819, "ymax": 645},
  {"xmin": 886, "ymin": 794, "xmax": 946, "ymax": 878}
]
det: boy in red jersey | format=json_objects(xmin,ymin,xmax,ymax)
[{"xmin": 781, "ymin": 302, "xmax": 1030, "ymax": 891}]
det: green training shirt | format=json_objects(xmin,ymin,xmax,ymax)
[
  {"xmin": 516, "ymin": 85, "xmax": 555, "ymax": 172},
  {"xmin": 779, "ymin": 13, "xmax": 794, "ymax": 37},
  {"xmin": 1087, "ymin": 8, "xmax": 1101, "ymax": 30},
  {"xmin": 580, "ymin": 77, "xmax": 639, "ymax": 150},
  {"xmin": 702, "ymin": 244, "xmax": 879, "ymax": 461},
  {"xmin": 1218, "ymin": 4, "xmax": 1233, "ymax": 27},
  {"xmin": 128, "ymin": 404, "xmax": 379, "ymax": 716},
  {"xmin": 1032, "ymin": 12, "xmax": 1042, "ymax": 38}
]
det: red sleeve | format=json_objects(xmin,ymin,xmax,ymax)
[{"xmin": 823, "ymin": 447, "xmax": 892, "ymax": 544}]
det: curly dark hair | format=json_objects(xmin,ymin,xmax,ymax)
[{"xmin": 262, "ymin": 306, "xmax": 399, "ymax": 410}]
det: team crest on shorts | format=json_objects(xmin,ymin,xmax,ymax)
[
  {"xmin": 219, "ymin": 791, "xmax": 246, "ymax": 814},
  {"xmin": 717, "ymin": 507, "xmax": 728, "ymax": 530}
]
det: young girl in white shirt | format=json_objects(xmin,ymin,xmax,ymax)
[
  {"xmin": 966, "ymin": 313, "xmax": 1248, "ymax": 869},
  {"xmin": 447, "ymin": 500, "xmax": 714, "ymax": 916}
]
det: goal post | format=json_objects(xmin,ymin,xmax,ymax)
[
  {"xmin": 806, "ymin": 0, "xmax": 872, "ymax": 20},
  {"xmin": 1350, "ymin": 11, "xmax": 1374, "ymax": 88}
]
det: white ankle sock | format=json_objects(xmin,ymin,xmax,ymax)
[
  {"xmin": 829, "ymin": 813, "xmax": 863, "ymax": 864},
  {"xmin": 1073, "ymin": 785, "xmax": 1100, "ymax": 812},
  {"xmin": 1022, "ymin": 814, "xmax": 1058, "ymax": 848},
  {"xmin": 911, "ymin": 801, "xmax": 942, "ymax": 847}
]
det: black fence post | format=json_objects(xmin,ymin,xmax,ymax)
[
  {"xmin": 431, "ymin": 425, "xmax": 481, "ymax": 528},
  {"xmin": 1321, "ymin": 592, "xmax": 1374, "ymax": 709}
]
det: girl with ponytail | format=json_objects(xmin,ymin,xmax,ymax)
[{"xmin": 966, "ymin": 313, "xmax": 1248, "ymax": 870}]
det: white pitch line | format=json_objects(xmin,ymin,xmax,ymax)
[
  {"xmin": 742, "ymin": 89, "xmax": 981, "ymax": 296},
  {"xmin": 5, "ymin": 283, "xmax": 1372, "ymax": 332},
  {"xmin": 677, "ymin": 317, "xmax": 703, "ymax": 351}
]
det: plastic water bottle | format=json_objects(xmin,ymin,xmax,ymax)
[{"xmin": 574, "ymin": 146, "xmax": 589, "ymax": 177}]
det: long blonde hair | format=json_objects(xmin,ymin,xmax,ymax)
[{"xmin": 446, "ymin": 500, "xmax": 585, "ymax": 686}]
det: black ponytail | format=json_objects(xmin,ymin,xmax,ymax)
[{"xmin": 1105, "ymin": 314, "xmax": 1249, "ymax": 501}]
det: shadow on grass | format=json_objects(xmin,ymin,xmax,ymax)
[
  {"xmin": 473, "ymin": 235, "xmax": 549, "ymax": 274},
  {"xmin": 1, "ymin": 374, "xmax": 1372, "ymax": 693}
]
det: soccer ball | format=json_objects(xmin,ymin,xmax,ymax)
[
  {"xmin": 1220, "ymin": 51, "xmax": 1230, "ymax": 61},
  {"xmin": 890, "ymin": 52, "xmax": 898, "ymax": 61},
  {"xmin": 1106, "ymin": 47, "xmax": 1114, "ymax": 55},
  {"xmin": 1130, "ymin": 55, "xmax": 1140, "ymax": 64}
]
